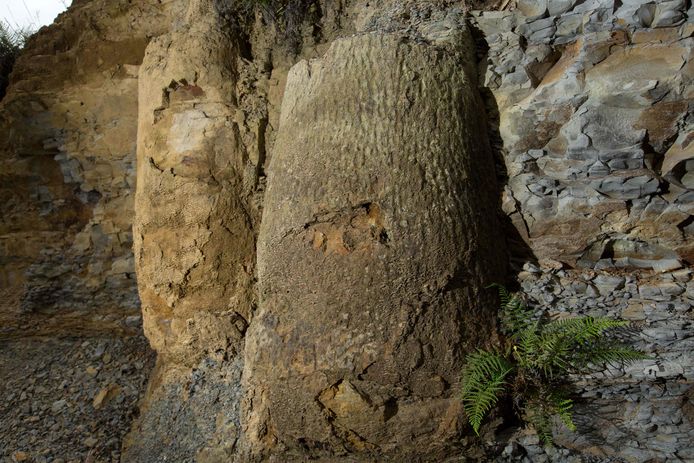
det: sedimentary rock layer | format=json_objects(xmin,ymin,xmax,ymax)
[
  {"xmin": 473, "ymin": 1, "xmax": 694, "ymax": 460},
  {"xmin": 473, "ymin": 1, "xmax": 694, "ymax": 269},
  {"xmin": 0, "ymin": 0, "xmax": 182, "ymax": 336}
]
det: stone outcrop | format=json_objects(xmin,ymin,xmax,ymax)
[
  {"xmin": 124, "ymin": 2, "xmax": 257, "ymax": 460},
  {"xmin": 133, "ymin": 0, "xmax": 257, "ymax": 365},
  {"xmin": 472, "ymin": 0, "xmax": 694, "ymax": 271},
  {"xmin": 242, "ymin": 25, "xmax": 504, "ymax": 460},
  {"xmin": 0, "ymin": 0, "xmax": 692, "ymax": 462},
  {"xmin": 0, "ymin": 0, "xmax": 183, "ymax": 336},
  {"xmin": 505, "ymin": 264, "xmax": 694, "ymax": 462},
  {"xmin": 125, "ymin": 2, "xmax": 506, "ymax": 460},
  {"xmin": 471, "ymin": 1, "xmax": 694, "ymax": 461}
]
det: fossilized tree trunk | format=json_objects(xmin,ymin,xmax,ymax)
[
  {"xmin": 127, "ymin": 1, "xmax": 256, "ymax": 459},
  {"xmin": 133, "ymin": 0, "xmax": 255, "ymax": 364},
  {"xmin": 130, "ymin": 2, "xmax": 505, "ymax": 460},
  {"xmin": 240, "ymin": 27, "xmax": 506, "ymax": 460}
]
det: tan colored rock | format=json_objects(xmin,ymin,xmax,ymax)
[
  {"xmin": 0, "ymin": 1, "xmax": 693, "ymax": 460},
  {"xmin": 92, "ymin": 384, "xmax": 121, "ymax": 409},
  {"xmin": 133, "ymin": 0, "xmax": 256, "ymax": 363},
  {"xmin": 0, "ymin": 0, "xmax": 184, "ymax": 336},
  {"xmin": 124, "ymin": 1, "xmax": 259, "ymax": 460},
  {"xmin": 84, "ymin": 437, "xmax": 98, "ymax": 448},
  {"xmin": 622, "ymin": 302, "xmax": 646, "ymax": 321},
  {"xmin": 241, "ymin": 28, "xmax": 505, "ymax": 460},
  {"xmin": 11, "ymin": 451, "xmax": 29, "ymax": 462}
]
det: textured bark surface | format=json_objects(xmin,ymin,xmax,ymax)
[
  {"xmin": 124, "ymin": 2, "xmax": 257, "ymax": 460},
  {"xmin": 133, "ymin": 0, "xmax": 258, "ymax": 364},
  {"xmin": 241, "ymin": 28, "xmax": 505, "ymax": 460}
]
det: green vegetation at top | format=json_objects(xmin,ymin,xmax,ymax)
[
  {"xmin": 0, "ymin": 21, "xmax": 33, "ymax": 100},
  {"xmin": 461, "ymin": 284, "xmax": 648, "ymax": 445}
]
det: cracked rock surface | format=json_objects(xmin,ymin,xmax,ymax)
[{"xmin": 0, "ymin": 0, "xmax": 692, "ymax": 462}]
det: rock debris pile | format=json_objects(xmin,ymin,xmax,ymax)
[{"xmin": 0, "ymin": 337, "xmax": 154, "ymax": 463}]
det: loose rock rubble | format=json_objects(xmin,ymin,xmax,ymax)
[{"xmin": 0, "ymin": 336, "xmax": 154, "ymax": 463}]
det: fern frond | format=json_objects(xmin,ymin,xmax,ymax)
[
  {"xmin": 574, "ymin": 341, "xmax": 649, "ymax": 370},
  {"xmin": 464, "ymin": 286, "xmax": 647, "ymax": 444},
  {"xmin": 515, "ymin": 323, "xmax": 560, "ymax": 375},
  {"xmin": 521, "ymin": 317, "xmax": 639, "ymax": 376},
  {"xmin": 502, "ymin": 297, "xmax": 536, "ymax": 337},
  {"xmin": 544, "ymin": 316, "xmax": 628, "ymax": 343},
  {"xmin": 525, "ymin": 402, "xmax": 554, "ymax": 446},
  {"xmin": 488, "ymin": 284, "xmax": 536, "ymax": 337},
  {"xmin": 461, "ymin": 349, "xmax": 514, "ymax": 435},
  {"xmin": 555, "ymin": 400, "xmax": 576, "ymax": 432},
  {"xmin": 547, "ymin": 391, "xmax": 576, "ymax": 432},
  {"xmin": 486, "ymin": 283, "xmax": 512, "ymax": 306},
  {"xmin": 541, "ymin": 317, "xmax": 649, "ymax": 372},
  {"xmin": 523, "ymin": 389, "xmax": 575, "ymax": 445},
  {"xmin": 537, "ymin": 330, "xmax": 572, "ymax": 378}
]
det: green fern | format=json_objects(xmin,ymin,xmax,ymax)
[
  {"xmin": 547, "ymin": 391, "xmax": 576, "ymax": 432},
  {"xmin": 461, "ymin": 350, "xmax": 514, "ymax": 435},
  {"xmin": 487, "ymin": 283, "xmax": 513, "ymax": 306},
  {"xmin": 488, "ymin": 283, "xmax": 535, "ymax": 336},
  {"xmin": 543, "ymin": 316, "xmax": 627, "ymax": 342},
  {"xmin": 461, "ymin": 284, "xmax": 647, "ymax": 445},
  {"xmin": 573, "ymin": 339, "xmax": 648, "ymax": 370},
  {"xmin": 523, "ymin": 389, "xmax": 576, "ymax": 446},
  {"xmin": 525, "ymin": 399, "xmax": 554, "ymax": 445}
]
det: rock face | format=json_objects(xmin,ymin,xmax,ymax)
[
  {"xmin": 0, "ymin": 0, "xmax": 179, "ymax": 336},
  {"xmin": 472, "ymin": 1, "xmax": 694, "ymax": 270},
  {"xmin": 133, "ymin": 0, "xmax": 256, "ymax": 365},
  {"xmin": 505, "ymin": 265, "xmax": 694, "ymax": 463},
  {"xmin": 126, "ymin": 2, "xmax": 506, "ymax": 460},
  {"xmin": 242, "ymin": 27, "xmax": 504, "ymax": 460},
  {"xmin": 1, "ymin": 0, "xmax": 693, "ymax": 462},
  {"xmin": 125, "ymin": 2, "xmax": 257, "ymax": 460},
  {"xmin": 471, "ymin": 1, "xmax": 694, "ymax": 461}
]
